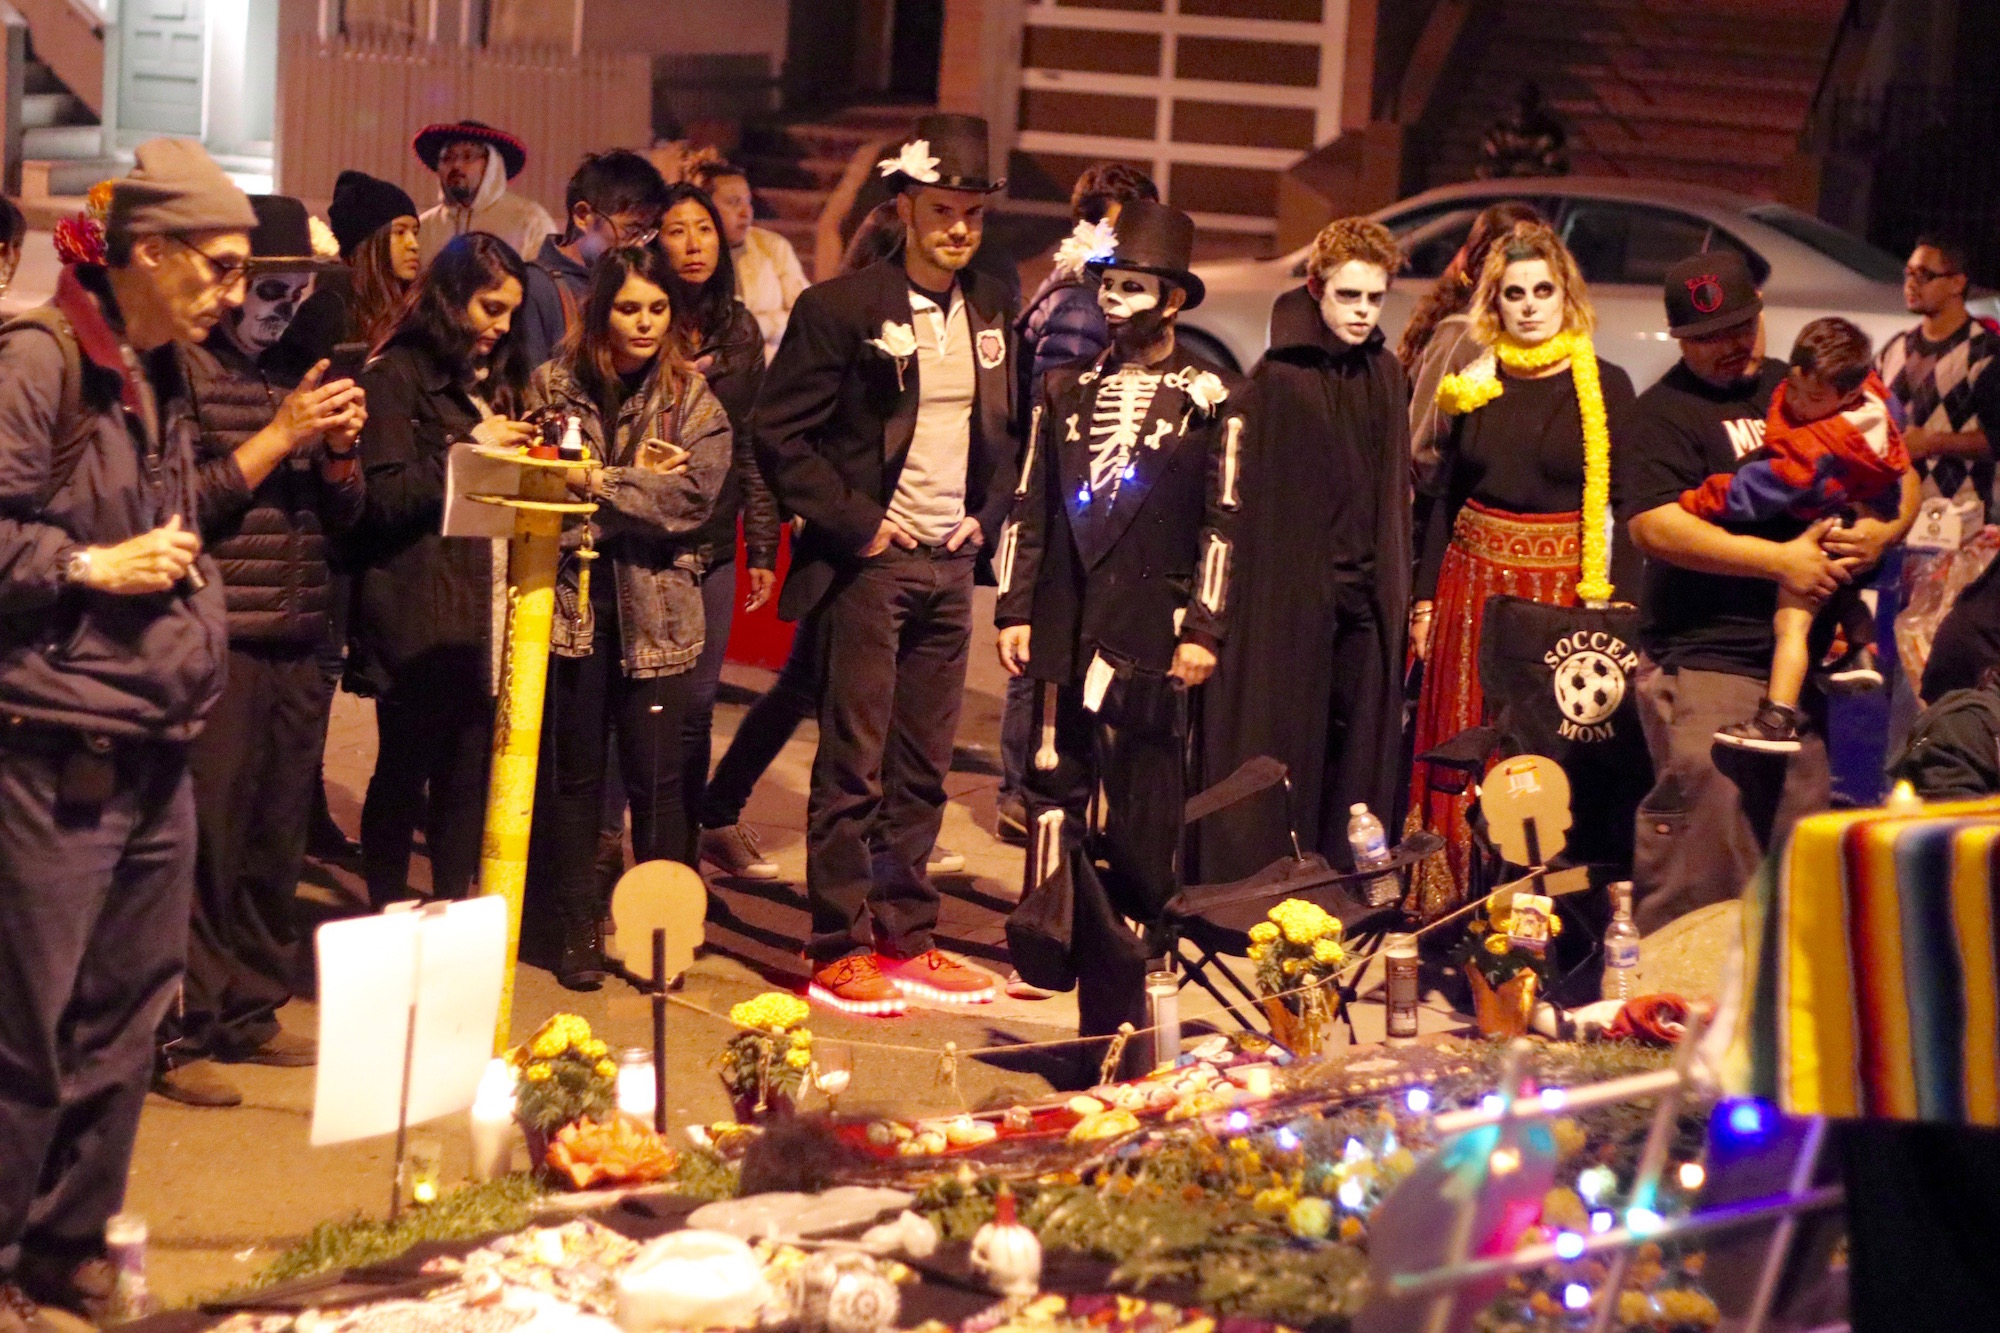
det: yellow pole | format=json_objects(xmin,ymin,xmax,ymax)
[{"xmin": 478, "ymin": 465, "xmax": 583, "ymax": 1050}]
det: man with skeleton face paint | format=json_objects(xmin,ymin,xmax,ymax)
[
  {"xmin": 155, "ymin": 195, "xmax": 370, "ymax": 1104},
  {"xmin": 995, "ymin": 200, "xmax": 1249, "ymax": 1073},
  {"xmin": 1198, "ymin": 218, "xmax": 1416, "ymax": 884}
]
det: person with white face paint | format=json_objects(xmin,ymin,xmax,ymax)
[
  {"xmin": 1198, "ymin": 219, "xmax": 1415, "ymax": 885},
  {"xmin": 1403, "ymin": 221, "xmax": 1638, "ymax": 916},
  {"xmin": 994, "ymin": 199, "xmax": 1249, "ymax": 1080}
]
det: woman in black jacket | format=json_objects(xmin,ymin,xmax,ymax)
[
  {"xmin": 657, "ymin": 182, "xmax": 780, "ymax": 859},
  {"xmin": 350, "ymin": 233, "xmax": 537, "ymax": 907}
]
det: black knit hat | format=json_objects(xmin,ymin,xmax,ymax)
[
  {"xmin": 1086, "ymin": 198, "xmax": 1205, "ymax": 310},
  {"xmin": 328, "ymin": 170, "xmax": 417, "ymax": 260}
]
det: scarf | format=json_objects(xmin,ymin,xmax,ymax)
[{"xmin": 1436, "ymin": 328, "xmax": 1615, "ymax": 604}]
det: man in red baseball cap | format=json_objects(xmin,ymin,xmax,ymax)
[{"xmin": 411, "ymin": 119, "xmax": 556, "ymax": 266}]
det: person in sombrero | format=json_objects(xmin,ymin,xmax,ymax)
[
  {"xmin": 1405, "ymin": 219, "xmax": 1638, "ymax": 916},
  {"xmin": 412, "ymin": 118, "xmax": 557, "ymax": 266}
]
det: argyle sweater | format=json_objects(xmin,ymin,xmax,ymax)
[
  {"xmin": 1682, "ymin": 374, "xmax": 1909, "ymax": 523},
  {"xmin": 1878, "ymin": 317, "xmax": 2000, "ymax": 507}
]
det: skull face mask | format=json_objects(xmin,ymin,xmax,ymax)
[
  {"xmin": 1097, "ymin": 269, "xmax": 1162, "ymax": 326},
  {"xmin": 1316, "ymin": 260, "xmax": 1389, "ymax": 346},
  {"xmin": 1497, "ymin": 257, "xmax": 1562, "ymax": 346},
  {"xmin": 235, "ymin": 272, "xmax": 312, "ymax": 354}
]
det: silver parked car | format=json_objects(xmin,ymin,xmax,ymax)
[{"xmin": 1178, "ymin": 178, "xmax": 1917, "ymax": 390}]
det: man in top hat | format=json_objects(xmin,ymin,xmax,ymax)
[
  {"xmin": 994, "ymin": 198, "xmax": 1251, "ymax": 1055},
  {"xmin": 411, "ymin": 119, "xmax": 557, "ymax": 266},
  {"xmin": 153, "ymin": 196, "xmax": 369, "ymax": 1107},
  {"xmin": 754, "ymin": 113, "xmax": 1019, "ymax": 1015},
  {"xmin": 0, "ymin": 137, "xmax": 251, "ymax": 1326}
]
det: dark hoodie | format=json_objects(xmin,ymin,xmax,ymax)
[{"xmin": 518, "ymin": 236, "xmax": 592, "ymax": 369}]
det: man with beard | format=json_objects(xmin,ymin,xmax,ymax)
[
  {"xmin": 995, "ymin": 199, "xmax": 1249, "ymax": 1057},
  {"xmin": 754, "ymin": 115, "xmax": 1018, "ymax": 1015},
  {"xmin": 152, "ymin": 196, "xmax": 368, "ymax": 1106},
  {"xmin": 412, "ymin": 120, "xmax": 557, "ymax": 267},
  {"xmin": 1198, "ymin": 217, "xmax": 1410, "ymax": 883}
]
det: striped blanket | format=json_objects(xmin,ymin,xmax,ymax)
[{"xmin": 1724, "ymin": 797, "xmax": 2000, "ymax": 1124}]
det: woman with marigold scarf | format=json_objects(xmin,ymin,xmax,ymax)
[{"xmin": 1405, "ymin": 221, "xmax": 1638, "ymax": 914}]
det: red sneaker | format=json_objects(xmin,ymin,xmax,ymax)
[
  {"xmin": 808, "ymin": 954, "xmax": 908, "ymax": 1016},
  {"xmin": 881, "ymin": 950, "xmax": 998, "ymax": 1004}
]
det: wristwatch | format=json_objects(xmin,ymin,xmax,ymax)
[{"xmin": 62, "ymin": 547, "xmax": 93, "ymax": 588}]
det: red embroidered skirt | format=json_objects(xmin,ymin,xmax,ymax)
[{"xmin": 1406, "ymin": 501, "xmax": 1581, "ymax": 916}]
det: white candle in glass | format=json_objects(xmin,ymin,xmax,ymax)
[{"xmin": 467, "ymin": 1058, "xmax": 518, "ymax": 1181}]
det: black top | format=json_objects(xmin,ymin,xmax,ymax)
[
  {"xmin": 1612, "ymin": 357, "xmax": 1793, "ymax": 676},
  {"xmin": 1416, "ymin": 356, "xmax": 1637, "ymax": 598},
  {"xmin": 1922, "ymin": 554, "xmax": 2000, "ymax": 701}
]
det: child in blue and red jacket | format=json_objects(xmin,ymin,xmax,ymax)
[{"xmin": 1681, "ymin": 317, "xmax": 1914, "ymax": 753}]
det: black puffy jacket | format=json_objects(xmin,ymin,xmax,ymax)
[{"xmin": 185, "ymin": 335, "xmax": 365, "ymax": 646}]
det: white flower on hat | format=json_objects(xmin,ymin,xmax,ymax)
[
  {"xmin": 877, "ymin": 139, "xmax": 941, "ymax": 184},
  {"xmin": 1052, "ymin": 218, "xmax": 1119, "ymax": 279},
  {"xmin": 308, "ymin": 215, "xmax": 340, "ymax": 260},
  {"xmin": 1186, "ymin": 370, "xmax": 1228, "ymax": 416}
]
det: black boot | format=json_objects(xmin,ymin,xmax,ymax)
[
  {"xmin": 307, "ymin": 773, "xmax": 361, "ymax": 861},
  {"xmin": 556, "ymin": 925, "xmax": 606, "ymax": 992}
]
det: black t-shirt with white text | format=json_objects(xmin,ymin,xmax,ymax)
[{"xmin": 1612, "ymin": 358, "xmax": 1796, "ymax": 677}]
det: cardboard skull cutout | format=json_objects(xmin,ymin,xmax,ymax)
[
  {"xmin": 1497, "ymin": 258, "xmax": 1561, "ymax": 346},
  {"xmin": 1318, "ymin": 260, "xmax": 1389, "ymax": 346},
  {"xmin": 237, "ymin": 272, "xmax": 313, "ymax": 354},
  {"xmin": 1098, "ymin": 270, "xmax": 1162, "ymax": 325}
]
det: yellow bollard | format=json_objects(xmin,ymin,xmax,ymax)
[{"xmin": 468, "ymin": 458, "xmax": 595, "ymax": 1050}]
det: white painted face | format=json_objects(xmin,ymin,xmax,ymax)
[
  {"xmin": 1497, "ymin": 257, "xmax": 1562, "ymax": 345},
  {"xmin": 236, "ymin": 271, "xmax": 312, "ymax": 353},
  {"xmin": 1317, "ymin": 260, "xmax": 1389, "ymax": 346},
  {"xmin": 1097, "ymin": 269, "xmax": 1162, "ymax": 326}
]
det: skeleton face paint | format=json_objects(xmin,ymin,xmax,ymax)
[
  {"xmin": 1098, "ymin": 269, "xmax": 1162, "ymax": 325},
  {"xmin": 1317, "ymin": 260, "xmax": 1389, "ymax": 346},
  {"xmin": 235, "ymin": 272, "xmax": 312, "ymax": 354},
  {"xmin": 1497, "ymin": 257, "xmax": 1562, "ymax": 346}
]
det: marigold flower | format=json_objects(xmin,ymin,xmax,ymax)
[
  {"xmin": 1248, "ymin": 921, "xmax": 1280, "ymax": 945},
  {"xmin": 1485, "ymin": 935, "xmax": 1510, "ymax": 956},
  {"xmin": 525, "ymin": 1063, "xmax": 552, "ymax": 1082},
  {"xmin": 785, "ymin": 1048, "xmax": 811, "ymax": 1070},
  {"xmin": 595, "ymin": 1059, "xmax": 618, "ymax": 1079}
]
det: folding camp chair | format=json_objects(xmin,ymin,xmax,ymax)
[{"xmin": 1154, "ymin": 755, "xmax": 1443, "ymax": 1043}]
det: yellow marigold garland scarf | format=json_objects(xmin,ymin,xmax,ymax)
[{"xmin": 1435, "ymin": 329, "xmax": 1615, "ymax": 604}]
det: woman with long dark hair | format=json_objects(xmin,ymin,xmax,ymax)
[
  {"xmin": 655, "ymin": 183, "xmax": 779, "ymax": 863},
  {"xmin": 1404, "ymin": 221, "xmax": 1637, "ymax": 915},
  {"xmin": 525, "ymin": 244, "xmax": 731, "ymax": 987},
  {"xmin": 350, "ymin": 233, "xmax": 536, "ymax": 907},
  {"xmin": 327, "ymin": 170, "xmax": 423, "ymax": 350}
]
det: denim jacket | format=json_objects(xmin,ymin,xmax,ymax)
[{"xmin": 526, "ymin": 360, "xmax": 731, "ymax": 677}]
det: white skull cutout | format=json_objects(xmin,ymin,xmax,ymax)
[
  {"xmin": 1316, "ymin": 260, "xmax": 1389, "ymax": 346},
  {"xmin": 1097, "ymin": 269, "xmax": 1162, "ymax": 325}
]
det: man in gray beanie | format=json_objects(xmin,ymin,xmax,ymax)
[{"xmin": 0, "ymin": 137, "xmax": 348, "ymax": 1329}]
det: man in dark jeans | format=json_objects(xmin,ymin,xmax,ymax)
[
  {"xmin": 1614, "ymin": 252, "xmax": 1914, "ymax": 932},
  {"xmin": 753, "ymin": 114, "xmax": 1017, "ymax": 1015},
  {"xmin": 0, "ymin": 139, "xmax": 250, "ymax": 1328}
]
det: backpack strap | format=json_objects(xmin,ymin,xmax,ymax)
[{"xmin": 0, "ymin": 307, "xmax": 93, "ymax": 507}]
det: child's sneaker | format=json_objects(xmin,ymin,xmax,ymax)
[
  {"xmin": 1714, "ymin": 699, "xmax": 1805, "ymax": 754},
  {"xmin": 1821, "ymin": 642, "xmax": 1885, "ymax": 695}
]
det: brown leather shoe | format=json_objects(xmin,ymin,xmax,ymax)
[
  {"xmin": 152, "ymin": 1060, "xmax": 243, "ymax": 1107},
  {"xmin": 807, "ymin": 954, "xmax": 907, "ymax": 1016},
  {"xmin": 238, "ymin": 1030, "xmax": 316, "ymax": 1067}
]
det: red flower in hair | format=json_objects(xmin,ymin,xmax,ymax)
[{"xmin": 53, "ymin": 213, "xmax": 105, "ymax": 266}]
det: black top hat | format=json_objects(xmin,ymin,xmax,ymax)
[
  {"xmin": 878, "ymin": 113, "xmax": 1004, "ymax": 194},
  {"xmin": 1663, "ymin": 249, "xmax": 1761, "ymax": 338},
  {"xmin": 1086, "ymin": 198, "xmax": 1204, "ymax": 310},
  {"xmin": 328, "ymin": 170, "xmax": 418, "ymax": 259},
  {"xmin": 245, "ymin": 195, "xmax": 340, "ymax": 273},
  {"xmin": 412, "ymin": 120, "xmax": 528, "ymax": 180}
]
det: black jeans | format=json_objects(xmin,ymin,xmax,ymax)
[
  {"xmin": 546, "ymin": 611, "xmax": 694, "ymax": 941},
  {"xmin": 679, "ymin": 558, "xmax": 738, "ymax": 856},
  {"xmin": 806, "ymin": 545, "xmax": 974, "ymax": 962},
  {"xmin": 700, "ymin": 605, "xmax": 824, "ymax": 829},
  {"xmin": 361, "ymin": 651, "xmax": 492, "ymax": 906},
  {"xmin": 0, "ymin": 734, "xmax": 193, "ymax": 1270},
  {"xmin": 161, "ymin": 644, "xmax": 329, "ymax": 1064}
]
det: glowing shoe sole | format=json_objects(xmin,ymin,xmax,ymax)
[
  {"xmin": 806, "ymin": 983, "xmax": 908, "ymax": 1017},
  {"xmin": 890, "ymin": 977, "xmax": 997, "ymax": 1004}
]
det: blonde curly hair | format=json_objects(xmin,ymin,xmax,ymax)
[
  {"xmin": 1306, "ymin": 217, "xmax": 1400, "ymax": 285},
  {"xmin": 1468, "ymin": 220, "xmax": 1594, "ymax": 345}
]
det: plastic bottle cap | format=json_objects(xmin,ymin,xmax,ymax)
[{"xmin": 1350, "ymin": 803, "xmax": 1367, "ymax": 814}]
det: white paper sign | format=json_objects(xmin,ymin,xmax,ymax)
[
  {"xmin": 310, "ymin": 896, "xmax": 508, "ymax": 1145},
  {"xmin": 443, "ymin": 442, "xmax": 523, "ymax": 539}
]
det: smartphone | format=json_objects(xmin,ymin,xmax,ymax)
[{"xmin": 323, "ymin": 341, "xmax": 370, "ymax": 385}]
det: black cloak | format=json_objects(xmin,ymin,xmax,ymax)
[{"xmin": 1195, "ymin": 285, "xmax": 1413, "ymax": 882}]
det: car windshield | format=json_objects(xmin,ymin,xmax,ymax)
[{"xmin": 1742, "ymin": 205, "xmax": 1904, "ymax": 283}]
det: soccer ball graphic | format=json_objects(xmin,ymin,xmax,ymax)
[{"xmin": 1553, "ymin": 650, "xmax": 1625, "ymax": 727}]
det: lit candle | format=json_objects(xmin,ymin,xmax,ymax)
[
  {"xmin": 616, "ymin": 1047, "xmax": 657, "ymax": 1120},
  {"xmin": 408, "ymin": 1137, "xmax": 443, "ymax": 1204},
  {"xmin": 468, "ymin": 1058, "xmax": 518, "ymax": 1182},
  {"xmin": 1243, "ymin": 1066, "xmax": 1273, "ymax": 1100}
]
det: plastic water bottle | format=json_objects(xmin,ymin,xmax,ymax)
[
  {"xmin": 1347, "ymin": 803, "xmax": 1398, "ymax": 908},
  {"xmin": 1602, "ymin": 880, "xmax": 1641, "ymax": 1002}
]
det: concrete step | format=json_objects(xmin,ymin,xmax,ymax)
[
  {"xmin": 799, "ymin": 155, "xmax": 854, "ymax": 189},
  {"xmin": 1444, "ymin": 85, "xmax": 1812, "ymax": 138},
  {"xmin": 1497, "ymin": 0, "xmax": 1839, "ymax": 51},
  {"xmin": 761, "ymin": 215, "xmax": 819, "ymax": 253},
  {"xmin": 755, "ymin": 185, "xmax": 828, "ymax": 223},
  {"xmin": 23, "ymin": 60, "xmax": 69, "ymax": 96},
  {"xmin": 20, "ymin": 91, "xmax": 91, "ymax": 130},
  {"xmin": 22, "ymin": 126, "xmax": 103, "ymax": 161}
]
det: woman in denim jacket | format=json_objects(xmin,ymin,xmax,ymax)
[{"xmin": 524, "ymin": 244, "xmax": 730, "ymax": 987}]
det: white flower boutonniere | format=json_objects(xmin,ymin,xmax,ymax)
[
  {"xmin": 1186, "ymin": 370, "xmax": 1229, "ymax": 417},
  {"xmin": 869, "ymin": 321, "xmax": 920, "ymax": 391},
  {"xmin": 1052, "ymin": 218, "xmax": 1119, "ymax": 279},
  {"xmin": 877, "ymin": 139, "xmax": 941, "ymax": 185}
]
